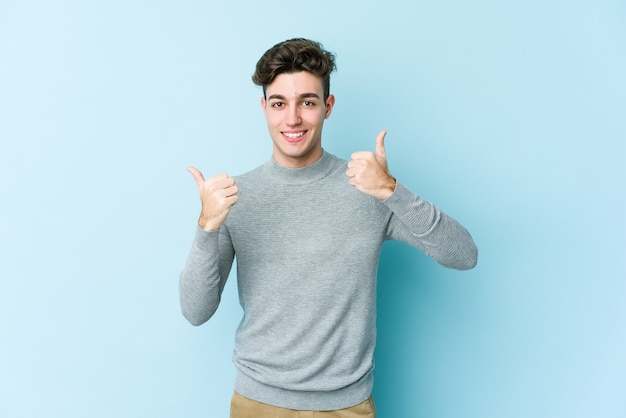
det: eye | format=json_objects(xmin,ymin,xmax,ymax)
[
  {"xmin": 302, "ymin": 101, "xmax": 315, "ymax": 107},
  {"xmin": 271, "ymin": 102, "xmax": 284, "ymax": 108}
]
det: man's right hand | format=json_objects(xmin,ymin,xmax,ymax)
[{"xmin": 187, "ymin": 167, "xmax": 239, "ymax": 231}]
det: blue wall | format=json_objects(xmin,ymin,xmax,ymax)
[{"xmin": 1, "ymin": 1, "xmax": 624, "ymax": 417}]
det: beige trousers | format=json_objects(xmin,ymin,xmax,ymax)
[{"xmin": 230, "ymin": 391, "xmax": 376, "ymax": 418}]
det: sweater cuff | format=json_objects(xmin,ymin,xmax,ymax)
[
  {"xmin": 382, "ymin": 181, "xmax": 418, "ymax": 214},
  {"xmin": 192, "ymin": 225, "xmax": 220, "ymax": 252},
  {"xmin": 382, "ymin": 181, "xmax": 438, "ymax": 235}
]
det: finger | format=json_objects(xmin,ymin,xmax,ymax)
[
  {"xmin": 225, "ymin": 194, "xmax": 239, "ymax": 207},
  {"xmin": 223, "ymin": 184, "xmax": 239, "ymax": 198},
  {"xmin": 350, "ymin": 151, "xmax": 373, "ymax": 160},
  {"xmin": 187, "ymin": 166, "xmax": 205, "ymax": 188},
  {"xmin": 375, "ymin": 130, "xmax": 387, "ymax": 158},
  {"xmin": 208, "ymin": 172, "xmax": 229, "ymax": 183}
]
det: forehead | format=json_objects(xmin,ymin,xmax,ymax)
[{"xmin": 266, "ymin": 71, "xmax": 324, "ymax": 98}]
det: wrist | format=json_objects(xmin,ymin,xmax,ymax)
[
  {"xmin": 198, "ymin": 214, "xmax": 219, "ymax": 232},
  {"xmin": 381, "ymin": 177, "xmax": 396, "ymax": 199}
]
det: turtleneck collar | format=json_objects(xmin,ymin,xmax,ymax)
[{"xmin": 265, "ymin": 150, "xmax": 337, "ymax": 185}]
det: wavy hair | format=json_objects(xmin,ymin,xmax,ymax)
[{"xmin": 252, "ymin": 38, "xmax": 336, "ymax": 100}]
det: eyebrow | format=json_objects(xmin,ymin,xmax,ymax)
[{"xmin": 267, "ymin": 92, "xmax": 321, "ymax": 101}]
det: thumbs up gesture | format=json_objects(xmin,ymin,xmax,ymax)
[
  {"xmin": 187, "ymin": 167, "xmax": 239, "ymax": 231},
  {"xmin": 346, "ymin": 130, "xmax": 397, "ymax": 200}
]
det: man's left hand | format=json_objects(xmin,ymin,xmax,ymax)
[{"xmin": 346, "ymin": 130, "xmax": 397, "ymax": 200}]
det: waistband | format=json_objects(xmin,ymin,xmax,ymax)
[{"xmin": 233, "ymin": 368, "xmax": 373, "ymax": 411}]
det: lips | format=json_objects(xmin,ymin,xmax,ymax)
[{"xmin": 282, "ymin": 130, "xmax": 307, "ymax": 143}]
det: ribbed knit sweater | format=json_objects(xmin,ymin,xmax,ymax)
[{"xmin": 179, "ymin": 150, "xmax": 477, "ymax": 410}]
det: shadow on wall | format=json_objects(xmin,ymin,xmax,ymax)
[{"xmin": 373, "ymin": 240, "xmax": 446, "ymax": 416}]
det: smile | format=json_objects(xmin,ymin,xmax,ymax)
[{"xmin": 282, "ymin": 131, "xmax": 307, "ymax": 142}]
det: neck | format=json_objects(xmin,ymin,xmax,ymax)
[
  {"xmin": 268, "ymin": 149, "xmax": 334, "ymax": 185},
  {"xmin": 272, "ymin": 148, "xmax": 323, "ymax": 169}
]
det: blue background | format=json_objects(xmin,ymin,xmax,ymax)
[{"xmin": 1, "ymin": 1, "xmax": 624, "ymax": 417}]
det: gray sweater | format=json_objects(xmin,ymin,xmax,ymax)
[{"xmin": 179, "ymin": 150, "xmax": 477, "ymax": 410}]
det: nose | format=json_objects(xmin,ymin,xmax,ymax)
[{"xmin": 286, "ymin": 105, "xmax": 301, "ymax": 126}]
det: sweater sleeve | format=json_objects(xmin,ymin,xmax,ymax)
[
  {"xmin": 178, "ymin": 225, "xmax": 235, "ymax": 326},
  {"xmin": 382, "ymin": 181, "xmax": 478, "ymax": 270}
]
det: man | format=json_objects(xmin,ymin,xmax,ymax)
[{"xmin": 179, "ymin": 38, "xmax": 477, "ymax": 418}]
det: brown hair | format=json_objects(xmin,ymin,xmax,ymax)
[{"xmin": 252, "ymin": 38, "xmax": 336, "ymax": 100}]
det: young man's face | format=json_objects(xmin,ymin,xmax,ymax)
[{"xmin": 261, "ymin": 71, "xmax": 335, "ymax": 168}]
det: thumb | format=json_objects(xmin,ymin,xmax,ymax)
[
  {"xmin": 186, "ymin": 166, "xmax": 205, "ymax": 189},
  {"xmin": 375, "ymin": 130, "xmax": 387, "ymax": 158}
]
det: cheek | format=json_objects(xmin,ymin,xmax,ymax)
[
  {"xmin": 309, "ymin": 111, "xmax": 328, "ymax": 125},
  {"xmin": 265, "ymin": 112, "xmax": 281, "ymax": 127}
]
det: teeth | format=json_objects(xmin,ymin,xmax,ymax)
[{"xmin": 284, "ymin": 131, "xmax": 305, "ymax": 139}]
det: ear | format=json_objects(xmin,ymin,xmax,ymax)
[
  {"xmin": 324, "ymin": 94, "xmax": 335, "ymax": 119},
  {"xmin": 260, "ymin": 96, "xmax": 267, "ymax": 110}
]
